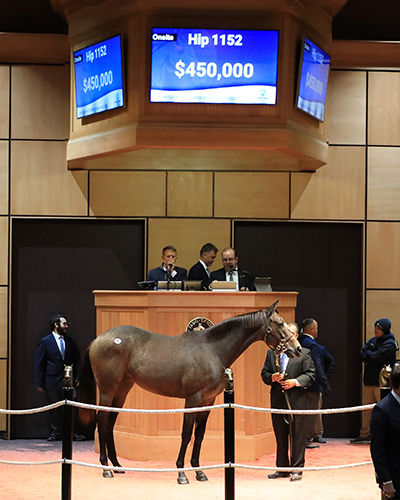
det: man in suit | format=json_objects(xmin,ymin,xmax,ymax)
[
  {"xmin": 147, "ymin": 245, "xmax": 188, "ymax": 287},
  {"xmin": 188, "ymin": 242, "xmax": 218, "ymax": 290},
  {"xmin": 35, "ymin": 314, "xmax": 83, "ymax": 441},
  {"xmin": 210, "ymin": 247, "xmax": 256, "ymax": 291},
  {"xmin": 370, "ymin": 363, "xmax": 400, "ymax": 499},
  {"xmin": 298, "ymin": 318, "xmax": 331, "ymax": 449},
  {"xmin": 261, "ymin": 323, "xmax": 316, "ymax": 482}
]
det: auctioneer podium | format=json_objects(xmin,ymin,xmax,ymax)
[{"xmin": 93, "ymin": 290, "xmax": 298, "ymax": 461}]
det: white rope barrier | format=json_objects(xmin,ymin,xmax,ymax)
[{"xmin": 0, "ymin": 401, "xmax": 63, "ymax": 415}]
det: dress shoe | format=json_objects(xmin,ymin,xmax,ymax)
[
  {"xmin": 290, "ymin": 472, "xmax": 303, "ymax": 482},
  {"xmin": 313, "ymin": 437, "xmax": 326, "ymax": 444},
  {"xmin": 47, "ymin": 434, "xmax": 61, "ymax": 442},
  {"xmin": 350, "ymin": 436, "xmax": 370, "ymax": 444},
  {"xmin": 73, "ymin": 434, "xmax": 87, "ymax": 441},
  {"xmin": 268, "ymin": 471, "xmax": 291, "ymax": 479},
  {"xmin": 306, "ymin": 441, "xmax": 319, "ymax": 449}
]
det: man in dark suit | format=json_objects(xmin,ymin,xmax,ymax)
[
  {"xmin": 147, "ymin": 245, "xmax": 188, "ymax": 286},
  {"xmin": 298, "ymin": 318, "xmax": 330, "ymax": 449},
  {"xmin": 261, "ymin": 323, "xmax": 316, "ymax": 482},
  {"xmin": 188, "ymin": 242, "xmax": 218, "ymax": 290},
  {"xmin": 35, "ymin": 314, "xmax": 83, "ymax": 441},
  {"xmin": 370, "ymin": 363, "xmax": 400, "ymax": 499},
  {"xmin": 210, "ymin": 247, "xmax": 256, "ymax": 291}
]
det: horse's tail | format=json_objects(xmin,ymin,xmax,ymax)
[{"xmin": 78, "ymin": 345, "xmax": 97, "ymax": 426}]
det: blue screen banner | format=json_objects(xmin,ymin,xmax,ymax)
[
  {"xmin": 296, "ymin": 38, "xmax": 330, "ymax": 121},
  {"xmin": 150, "ymin": 28, "xmax": 279, "ymax": 105},
  {"xmin": 74, "ymin": 35, "xmax": 124, "ymax": 119}
]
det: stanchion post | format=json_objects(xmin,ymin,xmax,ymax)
[
  {"xmin": 62, "ymin": 366, "xmax": 74, "ymax": 500},
  {"xmin": 224, "ymin": 368, "xmax": 235, "ymax": 500}
]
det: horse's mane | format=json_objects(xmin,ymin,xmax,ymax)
[{"xmin": 185, "ymin": 309, "xmax": 263, "ymax": 344}]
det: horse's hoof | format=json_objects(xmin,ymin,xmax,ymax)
[
  {"xmin": 103, "ymin": 470, "xmax": 114, "ymax": 478},
  {"xmin": 196, "ymin": 470, "xmax": 208, "ymax": 482},
  {"xmin": 177, "ymin": 472, "xmax": 189, "ymax": 484}
]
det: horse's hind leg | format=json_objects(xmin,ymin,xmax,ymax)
[
  {"xmin": 191, "ymin": 408, "xmax": 212, "ymax": 482},
  {"xmin": 176, "ymin": 412, "xmax": 196, "ymax": 484},
  {"xmin": 97, "ymin": 410, "xmax": 114, "ymax": 478},
  {"xmin": 106, "ymin": 410, "xmax": 124, "ymax": 473}
]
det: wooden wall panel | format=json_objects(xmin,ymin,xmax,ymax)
[
  {"xmin": 291, "ymin": 146, "xmax": 365, "ymax": 220},
  {"xmin": 0, "ymin": 359, "xmax": 6, "ymax": 430},
  {"xmin": 367, "ymin": 147, "xmax": 400, "ymax": 220},
  {"xmin": 0, "ymin": 287, "xmax": 6, "ymax": 358},
  {"xmin": 328, "ymin": 71, "xmax": 366, "ymax": 145},
  {"xmin": 366, "ymin": 222, "xmax": 400, "ymax": 289},
  {"xmin": 368, "ymin": 72, "xmax": 400, "ymax": 146},
  {"xmin": 0, "ymin": 217, "xmax": 8, "ymax": 286},
  {"xmin": 0, "ymin": 66, "xmax": 10, "ymax": 140},
  {"xmin": 214, "ymin": 172, "xmax": 289, "ymax": 219},
  {"xmin": 90, "ymin": 171, "xmax": 166, "ymax": 217},
  {"xmin": 11, "ymin": 65, "xmax": 67, "ymax": 140},
  {"xmin": 148, "ymin": 218, "xmax": 230, "ymax": 274},
  {"xmin": 10, "ymin": 141, "xmax": 88, "ymax": 216},
  {"xmin": 0, "ymin": 141, "xmax": 8, "ymax": 215},
  {"xmin": 366, "ymin": 290, "xmax": 400, "ymax": 348},
  {"xmin": 167, "ymin": 171, "xmax": 213, "ymax": 218}
]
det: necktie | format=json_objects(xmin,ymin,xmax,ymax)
[
  {"xmin": 59, "ymin": 336, "xmax": 65, "ymax": 359},
  {"xmin": 228, "ymin": 272, "xmax": 234, "ymax": 281}
]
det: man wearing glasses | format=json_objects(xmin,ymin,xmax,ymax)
[{"xmin": 210, "ymin": 247, "xmax": 255, "ymax": 291}]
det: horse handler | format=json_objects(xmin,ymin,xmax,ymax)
[{"xmin": 261, "ymin": 322, "xmax": 316, "ymax": 482}]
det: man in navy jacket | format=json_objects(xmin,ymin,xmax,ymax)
[
  {"xmin": 370, "ymin": 363, "xmax": 400, "ymax": 499},
  {"xmin": 35, "ymin": 314, "xmax": 82, "ymax": 441},
  {"xmin": 147, "ymin": 245, "xmax": 187, "ymax": 287}
]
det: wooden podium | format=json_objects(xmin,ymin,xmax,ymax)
[{"xmin": 93, "ymin": 290, "xmax": 298, "ymax": 461}]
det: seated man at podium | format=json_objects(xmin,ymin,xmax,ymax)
[
  {"xmin": 210, "ymin": 247, "xmax": 256, "ymax": 291},
  {"xmin": 147, "ymin": 245, "xmax": 188, "ymax": 285},
  {"xmin": 188, "ymin": 242, "xmax": 218, "ymax": 290}
]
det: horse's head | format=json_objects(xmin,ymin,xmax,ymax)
[{"xmin": 263, "ymin": 301, "xmax": 302, "ymax": 358}]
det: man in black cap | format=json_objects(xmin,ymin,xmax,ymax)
[{"xmin": 350, "ymin": 318, "xmax": 398, "ymax": 444}]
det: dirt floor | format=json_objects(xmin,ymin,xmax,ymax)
[{"xmin": 0, "ymin": 438, "xmax": 380, "ymax": 500}]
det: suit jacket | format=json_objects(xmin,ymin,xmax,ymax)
[
  {"xmin": 298, "ymin": 334, "xmax": 330, "ymax": 393},
  {"xmin": 147, "ymin": 265, "xmax": 188, "ymax": 283},
  {"xmin": 210, "ymin": 267, "xmax": 256, "ymax": 291},
  {"xmin": 34, "ymin": 333, "xmax": 81, "ymax": 391},
  {"xmin": 188, "ymin": 261, "xmax": 213, "ymax": 290},
  {"xmin": 370, "ymin": 392, "xmax": 400, "ymax": 486},
  {"xmin": 261, "ymin": 347, "xmax": 316, "ymax": 409}
]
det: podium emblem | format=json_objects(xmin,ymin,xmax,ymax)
[{"xmin": 186, "ymin": 317, "xmax": 214, "ymax": 331}]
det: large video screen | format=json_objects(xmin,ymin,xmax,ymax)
[
  {"xmin": 295, "ymin": 37, "xmax": 330, "ymax": 121},
  {"xmin": 150, "ymin": 28, "xmax": 279, "ymax": 105},
  {"xmin": 73, "ymin": 35, "xmax": 124, "ymax": 119}
]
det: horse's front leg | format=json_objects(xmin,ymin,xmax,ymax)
[
  {"xmin": 191, "ymin": 408, "xmax": 212, "ymax": 482},
  {"xmin": 97, "ymin": 410, "xmax": 113, "ymax": 478},
  {"xmin": 176, "ymin": 412, "xmax": 195, "ymax": 484}
]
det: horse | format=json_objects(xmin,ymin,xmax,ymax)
[{"xmin": 78, "ymin": 300, "xmax": 301, "ymax": 483}]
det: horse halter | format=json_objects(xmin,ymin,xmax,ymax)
[{"xmin": 263, "ymin": 311, "xmax": 295, "ymax": 354}]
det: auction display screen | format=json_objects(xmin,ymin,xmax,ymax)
[
  {"xmin": 150, "ymin": 28, "xmax": 279, "ymax": 105},
  {"xmin": 296, "ymin": 38, "xmax": 330, "ymax": 121},
  {"xmin": 73, "ymin": 35, "xmax": 124, "ymax": 119}
]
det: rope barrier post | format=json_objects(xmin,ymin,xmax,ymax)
[
  {"xmin": 224, "ymin": 368, "xmax": 235, "ymax": 500},
  {"xmin": 62, "ymin": 366, "xmax": 74, "ymax": 500}
]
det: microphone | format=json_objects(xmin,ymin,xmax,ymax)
[
  {"xmin": 228, "ymin": 264, "xmax": 235, "ymax": 272},
  {"xmin": 168, "ymin": 262, "xmax": 173, "ymax": 269}
]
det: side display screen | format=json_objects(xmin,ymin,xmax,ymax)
[
  {"xmin": 150, "ymin": 28, "xmax": 279, "ymax": 105},
  {"xmin": 73, "ymin": 35, "xmax": 124, "ymax": 119}
]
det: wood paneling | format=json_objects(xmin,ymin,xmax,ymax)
[
  {"xmin": 147, "ymin": 218, "xmax": 230, "ymax": 274},
  {"xmin": 0, "ymin": 359, "xmax": 6, "ymax": 430},
  {"xmin": 167, "ymin": 171, "xmax": 213, "ymax": 218},
  {"xmin": 366, "ymin": 290, "xmax": 400, "ymax": 348},
  {"xmin": 328, "ymin": 71, "xmax": 366, "ymax": 145},
  {"xmin": 0, "ymin": 66, "xmax": 10, "ymax": 139},
  {"xmin": 291, "ymin": 146, "xmax": 365, "ymax": 220},
  {"xmin": 0, "ymin": 141, "xmax": 8, "ymax": 215},
  {"xmin": 10, "ymin": 141, "xmax": 88, "ymax": 216},
  {"xmin": 0, "ymin": 287, "xmax": 6, "ymax": 358},
  {"xmin": 367, "ymin": 147, "xmax": 400, "ymax": 220},
  {"xmin": 90, "ymin": 171, "xmax": 166, "ymax": 217},
  {"xmin": 0, "ymin": 217, "xmax": 8, "ymax": 286},
  {"xmin": 214, "ymin": 172, "xmax": 289, "ymax": 219},
  {"xmin": 368, "ymin": 72, "xmax": 400, "ymax": 146},
  {"xmin": 11, "ymin": 65, "xmax": 67, "ymax": 140},
  {"xmin": 367, "ymin": 222, "xmax": 400, "ymax": 289}
]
